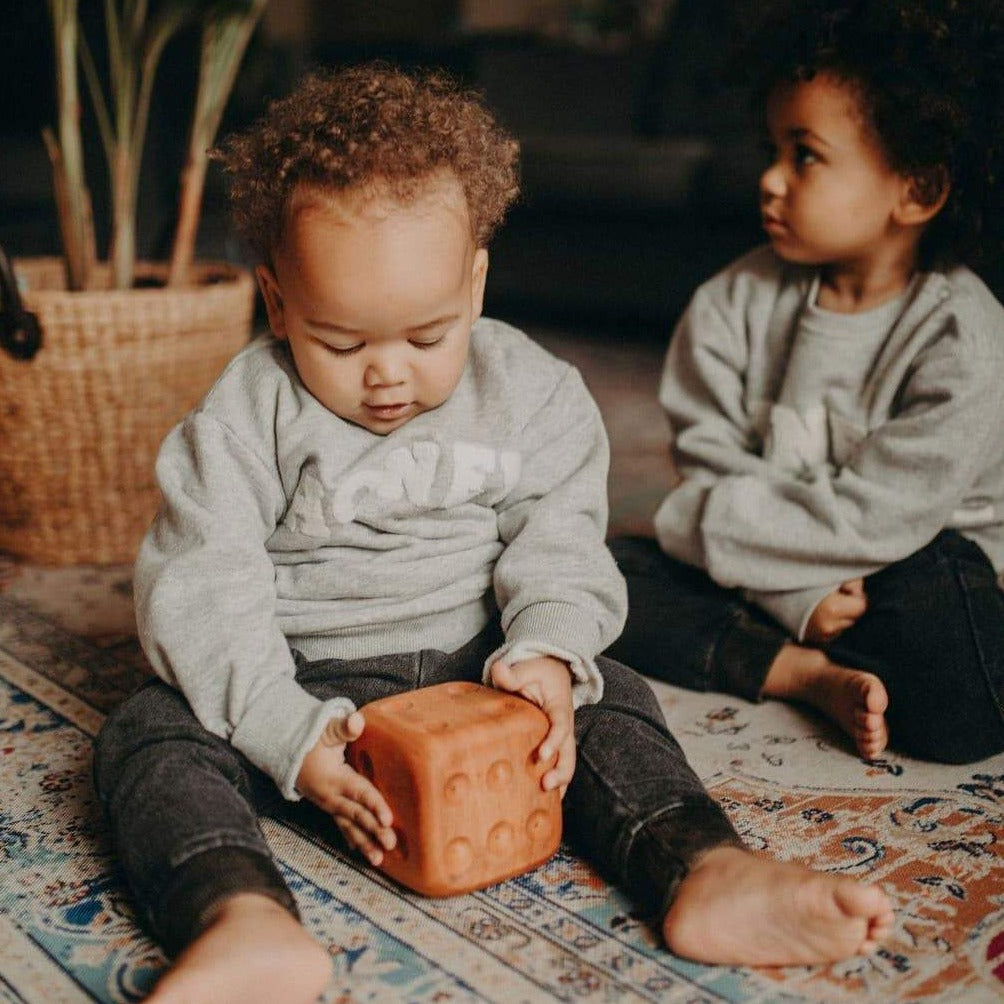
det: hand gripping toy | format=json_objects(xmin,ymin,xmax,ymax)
[{"xmin": 346, "ymin": 681, "xmax": 563, "ymax": 896}]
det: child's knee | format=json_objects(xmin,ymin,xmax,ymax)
[
  {"xmin": 93, "ymin": 681, "xmax": 203, "ymax": 797},
  {"xmin": 592, "ymin": 655, "xmax": 665, "ymax": 722},
  {"xmin": 891, "ymin": 700, "xmax": 1004, "ymax": 763}
]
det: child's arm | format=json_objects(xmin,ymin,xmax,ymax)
[
  {"xmin": 487, "ymin": 366, "xmax": 627, "ymax": 709},
  {"xmin": 295, "ymin": 711, "xmax": 397, "ymax": 864},
  {"xmin": 654, "ymin": 278, "xmax": 789, "ymax": 567},
  {"xmin": 657, "ymin": 277, "xmax": 853, "ymax": 636},
  {"xmin": 659, "ymin": 268, "xmax": 1004, "ymax": 638},
  {"xmin": 698, "ymin": 313, "xmax": 1004, "ymax": 601},
  {"xmin": 136, "ymin": 410, "xmax": 356, "ymax": 800}
]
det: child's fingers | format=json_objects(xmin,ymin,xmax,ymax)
[
  {"xmin": 319, "ymin": 709, "xmax": 366, "ymax": 748},
  {"xmin": 839, "ymin": 577, "xmax": 866, "ymax": 597},
  {"xmin": 541, "ymin": 734, "xmax": 576, "ymax": 795},
  {"xmin": 490, "ymin": 659, "xmax": 525, "ymax": 695},
  {"xmin": 336, "ymin": 815, "xmax": 387, "ymax": 866},
  {"xmin": 313, "ymin": 770, "xmax": 393, "ymax": 828},
  {"xmin": 351, "ymin": 776, "xmax": 395, "ymax": 829},
  {"xmin": 490, "ymin": 659, "xmax": 546, "ymax": 706},
  {"xmin": 328, "ymin": 792, "xmax": 396, "ymax": 844},
  {"xmin": 537, "ymin": 696, "xmax": 573, "ymax": 764},
  {"xmin": 830, "ymin": 592, "xmax": 867, "ymax": 620}
]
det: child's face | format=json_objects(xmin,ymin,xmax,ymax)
[
  {"xmin": 760, "ymin": 74, "xmax": 911, "ymax": 271},
  {"xmin": 258, "ymin": 176, "xmax": 488, "ymax": 435}
]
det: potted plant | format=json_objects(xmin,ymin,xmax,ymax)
[{"xmin": 0, "ymin": 0, "xmax": 267, "ymax": 565}]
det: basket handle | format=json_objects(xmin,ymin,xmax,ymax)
[{"xmin": 0, "ymin": 245, "xmax": 42, "ymax": 360}]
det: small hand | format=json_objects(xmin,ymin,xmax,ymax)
[
  {"xmin": 490, "ymin": 655, "xmax": 576, "ymax": 797},
  {"xmin": 295, "ymin": 711, "xmax": 396, "ymax": 865},
  {"xmin": 804, "ymin": 578, "xmax": 867, "ymax": 644}
]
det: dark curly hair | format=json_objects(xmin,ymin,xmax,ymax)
[
  {"xmin": 735, "ymin": 0, "xmax": 1004, "ymax": 269},
  {"xmin": 215, "ymin": 62, "xmax": 521, "ymax": 262}
]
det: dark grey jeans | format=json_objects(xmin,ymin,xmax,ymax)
[
  {"xmin": 93, "ymin": 625, "xmax": 741, "ymax": 956},
  {"xmin": 607, "ymin": 531, "xmax": 1004, "ymax": 765}
]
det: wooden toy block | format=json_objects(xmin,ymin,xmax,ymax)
[{"xmin": 346, "ymin": 681, "xmax": 563, "ymax": 896}]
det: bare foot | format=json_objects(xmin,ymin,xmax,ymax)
[
  {"xmin": 663, "ymin": 846, "xmax": 895, "ymax": 966},
  {"xmin": 763, "ymin": 644, "xmax": 889, "ymax": 759},
  {"xmin": 146, "ymin": 893, "xmax": 331, "ymax": 1004}
]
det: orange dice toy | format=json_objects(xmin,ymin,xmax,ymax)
[{"xmin": 346, "ymin": 681, "xmax": 563, "ymax": 896}]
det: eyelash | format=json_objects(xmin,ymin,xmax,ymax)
[
  {"xmin": 794, "ymin": 143, "xmax": 819, "ymax": 168},
  {"xmin": 761, "ymin": 140, "xmax": 820, "ymax": 170},
  {"xmin": 323, "ymin": 336, "xmax": 443, "ymax": 356}
]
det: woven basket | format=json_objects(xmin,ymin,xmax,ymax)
[{"xmin": 0, "ymin": 258, "xmax": 255, "ymax": 565}]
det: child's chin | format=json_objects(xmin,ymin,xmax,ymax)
[
  {"xmin": 357, "ymin": 413, "xmax": 418, "ymax": 435},
  {"xmin": 768, "ymin": 241, "xmax": 820, "ymax": 266}
]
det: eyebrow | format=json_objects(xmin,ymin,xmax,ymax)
[
  {"xmin": 408, "ymin": 313, "xmax": 460, "ymax": 333},
  {"xmin": 788, "ymin": 126, "xmax": 832, "ymax": 149},
  {"xmin": 305, "ymin": 313, "xmax": 461, "ymax": 335}
]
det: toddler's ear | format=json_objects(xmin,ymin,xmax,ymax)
[
  {"xmin": 471, "ymin": 248, "xmax": 489, "ymax": 320},
  {"xmin": 895, "ymin": 166, "xmax": 950, "ymax": 226},
  {"xmin": 256, "ymin": 264, "xmax": 287, "ymax": 339}
]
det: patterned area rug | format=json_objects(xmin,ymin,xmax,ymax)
[{"xmin": 1, "ymin": 576, "xmax": 1003, "ymax": 1003}]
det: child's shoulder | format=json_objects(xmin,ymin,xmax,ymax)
[
  {"xmin": 186, "ymin": 334, "xmax": 303, "ymax": 441},
  {"xmin": 939, "ymin": 266, "xmax": 1004, "ymax": 321},
  {"xmin": 928, "ymin": 266, "xmax": 1004, "ymax": 360},
  {"xmin": 691, "ymin": 245, "xmax": 812, "ymax": 312},
  {"xmin": 469, "ymin": 316, "xmax": 576, "ymax": 388},
  {"xmin": 197, "ymin": 334, "xmax": 295, "ymax": 409}
]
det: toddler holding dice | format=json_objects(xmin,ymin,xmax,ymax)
[{"xmin": 94, "ymin": 64, "xmax": 892, "ymax": 1004}]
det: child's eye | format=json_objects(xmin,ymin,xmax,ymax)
[
  {"xmin": 794, "ymin": 143, "xmax": 820, "ymax": 168},
  {"xmin": 410, "ymin": 337, "xmax": 444, "ymax": 350},
  {"xmin": 325, "ymin": 342, "xmax": 363, "ymax": 356}
]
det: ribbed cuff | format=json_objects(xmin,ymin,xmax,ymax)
[
  {"xmin": 712, "ymin": 609, "xmax": 788, "ymax": 702},
  {"xmin": 627, "ymin": 800, "xmax": 746, "ymax": 919},
  {"xmin": 484, "ymin": 638, "xmax": 604, "ymax": 707},
  {"xmin": 231, "ymin": 675, "xmax": 355, "ymax": 799},
  {"xmin": 503, "ymin": 602, "xmax": 602, "ymax": 662},
  {"xmin": 155, "ymin": 846, "xmax": 298, "ymax": 957}
]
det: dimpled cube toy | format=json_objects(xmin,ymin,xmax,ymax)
[{"xmin": 346, "ymin": 681, "xmax": 563, "ymax": 896}]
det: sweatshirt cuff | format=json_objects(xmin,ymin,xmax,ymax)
[
  {"xmin": 485, "ymin": 601, "xmax": 606, "ymax": 707},
  {"xmin": 654, "ymin": 486, "xmax": 709, "ymax": 568},
  {"xmin": 230, "ymin": 675, "xmax": 356, "ymax": 800},
  {"xmin": 744, "ymin": 584, "xmax": 833, "ymax": 640},
  {"xmin": 702, "ymin": 476, "xmax": 785, "ymax": 588},
  {"xmin": 483, "ymin": 639, "xmax": 604, "ymax": 707}
]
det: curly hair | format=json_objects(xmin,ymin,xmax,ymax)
[
  {"xmin": 734, "ymin": 0, "xmax": 1004, "ymax": 269},
  {"xmin": 215, "ymin": 62, "xmax": 520, "ymax": 261}
]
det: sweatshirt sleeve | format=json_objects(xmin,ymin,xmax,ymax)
[
  {"xmin": 701, "ymin": 319, "xmax": 1004, "ymax": 593},
  {"xmin": 486, "ymin": 367, "xmax": 627, "ymax": 707},
  {"xmin": 134, "ymin": 412, "xmax": 355, "ymax": 799},
  {"xmin": 654, "ymin": 283, "xmax": 782, "ymax": 567},
  {"xmin": 743, "ymin": 584, "xmax": 834, "ymax": 639}
]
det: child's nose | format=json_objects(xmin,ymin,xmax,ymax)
[
  {"xmin": 760, "ymin": 162, "xmax": 785, "ymax": 202},
  {"xmin": 364, "ymin": 352, "xmax": 405, "ymax": 387}
]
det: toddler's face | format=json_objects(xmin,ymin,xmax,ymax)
[
  {"xmin": 258, "ymin": 175, "xmax": 487, "ymax": 434},
  {"xmin": 759, "ymin": 74, "xmax": 908, "ymax": 271}
]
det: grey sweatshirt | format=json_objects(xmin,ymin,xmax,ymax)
[
  {"xmin": 655, "ymin": 245, "xmax": 1004, "ymax": 638},
  {"xmin": 135, "ymin": 318, "xmax": 626, "ymax": 798}
]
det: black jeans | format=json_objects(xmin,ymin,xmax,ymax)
[
  {"xmin": 607, "ymin": 531, "xmax": 1004, "ymax": 765},
  {"xmin": 93, "ymin": 625, "xmax": 741, "ymax": 956}
]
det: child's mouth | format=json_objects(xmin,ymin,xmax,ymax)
[
  {"xmin": 762, "ymin": 216, "xmax": 788, "ymax": 236},
  {"xmin": 365, "ymin": 402, "xmax": 412, "ymax": 421}
]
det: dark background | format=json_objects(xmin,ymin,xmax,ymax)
[{"xmin": 4, "ymin": 1, "xmax": 998, "ymax": 336}]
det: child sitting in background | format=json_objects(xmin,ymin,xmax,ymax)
[
  {"xmin": 609, "ymin": 0, "xmax": 1004, "ymax": 766},
  {"xmin": 94, "ymin": 63, "xmax": 893, "ymax": 1004}
]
